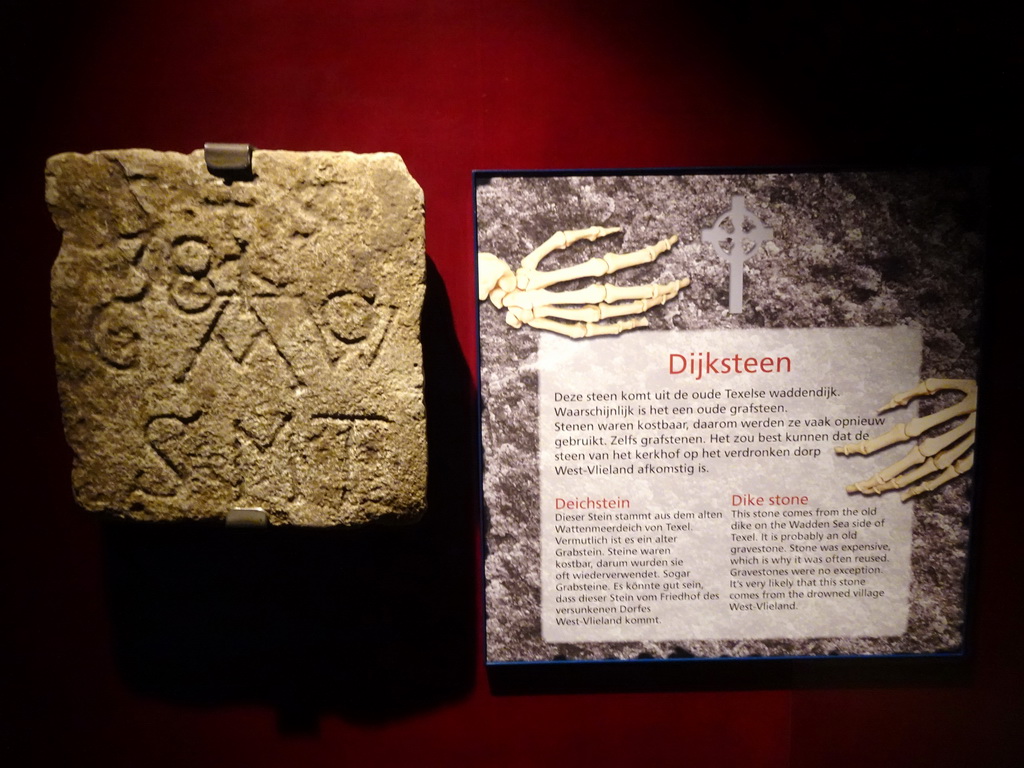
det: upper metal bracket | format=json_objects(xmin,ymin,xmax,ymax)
[
  {"xmin": 226, "ymin": 507, "xmax": 269, "ymax": 527},
  {"xmin": 204, "ymin": 143, "xmax": 254, "ymax": 181}
]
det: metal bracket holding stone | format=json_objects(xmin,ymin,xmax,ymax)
[
  {"xmin": 204, "ymin": 143, "xmax": 255, "ymax": 182},
  {"xmin": 226, "ymin": 507, "xmax": 270, "ymax": 527}
]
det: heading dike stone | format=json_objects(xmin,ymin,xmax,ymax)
[{"xmin": 47, "ymin": 149, "xmax": 426, "ymax": 526}]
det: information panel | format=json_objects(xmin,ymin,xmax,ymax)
[
  {"xmin": 478, "ymin": 170, "xmax": 983, "ymax": 665},
  {"xmin": 540, "ymin": 327, "xmax": 917, "ymax": 642}
]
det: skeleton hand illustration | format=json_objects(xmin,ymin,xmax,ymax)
[
  {"xmin": 835, "ymin": 379, "xmax": 977, "ymax": 501},
  {"xmin": 478, "ymin": 226, "xmax": 688, "ymax": 338}
]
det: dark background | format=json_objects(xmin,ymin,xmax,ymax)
[{"xmin": 6, "ymin": 1, "xmax": 1019, "ymax": 766}]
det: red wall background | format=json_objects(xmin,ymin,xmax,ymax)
[{"xmin": 6, "ymin": 2, "xmax": 1020, "ymax": 766}]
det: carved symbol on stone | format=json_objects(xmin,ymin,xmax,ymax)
[
  {"xmin": 169, "ymin": 236, "xmax": 217, "ymax": 313},
  {"xmin": 306, "ymin": 415, "xmax": 392, "ymax": 504},
  {"xmin": 701, "ymin": 196, "xmax": 774, "ymax": 314},
  {"xmin": 109, "ymin": 243, "xmax": 150, "ymax": 301},
  {"xmin": 322, "ymin": 292, "xmax": 378, "ymax": 343},
  {"xmin": 215, "ymin": 301, "xmax": 266, "ymax": 362},
  {"xmin": 165, "ymin": 233, "xmax": 301, "ymax": 385},
  {"xmin": 90, "ymin": 243, "xmax": 152, "ymax": 369},
  {"xmin": 136, "ymin": 411, "xmax": 202, "ymax": 496},
  {"xmin": 171, "ymin": 237, "xmax": 213, "ymax": 275},
  {"xmin": 170, "ymin": 275, "xmax": 216, "ymax": 313},
  {"xmin": 315, "ymin": 293, "xmax": 397, "ymax": 366},
  {"xmin": 92, "ymin": 302, "xmax": 144, "ymax": 368},
  {"xmin": 236, "ymin": 410, "xmax": 292, "ymax": 451},
  {"xmin": 357, "ymin": 305, "xmax": 396, "ymax": 364}
]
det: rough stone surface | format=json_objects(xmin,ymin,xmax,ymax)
[
  {"xmin": 478, "ymin": 171, "xmax": 985, "ymax": 661},
  {"xmin": 48, "ymin": 149, "xmax": 426, "ymax": 526}
]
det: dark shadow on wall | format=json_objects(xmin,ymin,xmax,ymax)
[{"xmin": 102, "ymin": 257, "xmax": 478, "ymax": 731}]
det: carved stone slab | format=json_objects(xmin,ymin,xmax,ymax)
[{"xmin": 47, "ymin": 149, "xmax": 426, "ymax": 525}]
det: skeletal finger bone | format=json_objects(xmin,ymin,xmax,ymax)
[
  {"xmin": 502, "ymin": 278, "xmax": 689, "ymax": 311},
  {"xmin": 517, "ymin": 235, "xmax": 679, "ymax": 291},
  {"xmin": 835, "ymin": 379, "xmax": 977, "ymax": 501},
  {"xmin": 478, "ymin": 226, "xmax": 688, "ymax": 338},
  {"xmin": 507, "ymin": 278, "xmax": 687, "ymax": 333},
  {"xmin": 878, "ymin": 378, "xmax": 977, "ymax": 412},
  {"xmin": 478, "ymin": 252, "xmax": 516, "ymax": 305},
  {"xmin": 511, "ymin": 314, "xmax": 652, "ymax": 338},
  {"xmin": 519, "ymin": 226, "xmax": 621, "ymax": 273},
  {"xmin": 844, "ymin": 414, "xmax": 975, "ymax": 497}
]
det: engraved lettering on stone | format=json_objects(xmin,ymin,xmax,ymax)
[
  {"xmin": 316, "ymin": 292, "xmax": 397, "ymax": 365},
  {"xmin": 92, "ymin": 302, "xmax": 144, "ymax": 369},
  {"xmin": 323, "ymin": 292, "xmax": 376, "ymax": 342},
  {"xmin": 137, "ymin": 412, "xmax": 201, "ymax": 497},
  {"xmin": 305, "ymin": 416, "xmax": 392, "ymax": 505}
]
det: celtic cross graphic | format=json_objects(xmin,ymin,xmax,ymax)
[{"xmin": 701, "ymin": 195, "xmax": 774, "ymax": 314}]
